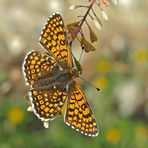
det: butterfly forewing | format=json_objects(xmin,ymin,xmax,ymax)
[
  {"xmin": 39, "ymin": 13, "xmax": 72, "ymax": 69},
  {"xmin": 65, "ymin": 79, "xmax": 98, "ymax": 137},
  {"xmin": 22, "ymin": 50, "xmax": 59, "ymax": 87},
  {"xmin": 29, "ymin": 88, "xmax": 67, "ymax": 121}
]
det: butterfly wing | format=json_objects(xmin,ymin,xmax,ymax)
[
  {"xmin": 29, "ymin": 88, "xmax": 67, "ymax": 121},
  {"xmin": 65, "ymin": 79, "xmax": 98, "ymax": 137},
  {"xmin": 39, "ymin": 13, "xmax": 72, "ymax": 70},
  {"xmin": 23, "ymin": 50, "xmax": 68, "ymax": 122},
  {"xmin": 22, "ymin": 50, "xmax": 59, "ymax": 87}
]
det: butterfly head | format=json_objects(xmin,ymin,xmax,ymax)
[{"xmin": 71, "ymin": 68, "xmax": 80, "ymax": 78}]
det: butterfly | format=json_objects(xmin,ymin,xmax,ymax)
[{"xmin": 22, "ymin": 12, "xmax": 98, "ymax": 137}]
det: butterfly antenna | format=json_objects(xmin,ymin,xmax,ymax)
[{"xmin": 79, "ymin": 76, "xmax": 100, "ymax": 91}]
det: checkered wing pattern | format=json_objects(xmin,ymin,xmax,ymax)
[
  {"xmin": 65, "ymin": 79, "xmax": 98, "ymax": 137},
  {"xmin": 29, "ymin": 88, "xmax": 67, "ymax": 121},
  {"xmin": 22, "ymin": 50, "xmax": 59, "ymax": 87},
  {"xmin": 39, "ymin": 13, "xmax": 72, "ymax": 69}
]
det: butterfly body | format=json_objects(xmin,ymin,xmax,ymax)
[
  {"xmin": 22, "ymin": 13, "xmax": 98, "ymax": 137},
  {"xmin": 32, "ymin": 65, "xmax": 79, "ymax": 90}
]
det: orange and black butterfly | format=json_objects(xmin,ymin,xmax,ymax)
[{"xmin": 22, "ymin": 13, "xmax": 98, "ymax": 137}]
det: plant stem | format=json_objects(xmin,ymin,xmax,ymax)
[{"xmin": 71, "ymin": 0, "xmax": 96, "ymax": 41}]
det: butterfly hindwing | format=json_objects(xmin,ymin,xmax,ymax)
[
  {"xmin": 29, "ymin": 88, "xmax": 67, "ymax": 121},
  {"xmin": 22, "ymin": 50, "xmax": 59, "ymax": 87},
  {"xmin": 39, "ymin": 13, "xmax": 72, "ymax": 69},
  {"xmin": 65, "ymin": 79, "xmax": 98, "ymax": 137}
]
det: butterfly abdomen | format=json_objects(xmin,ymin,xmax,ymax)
[
  {"xmin": 33, "ymin": 78, "xmax": 55, "ymax": 89},
  {"xmin": 33, "ymin": 71, "xmax": 72, "ymax": 89}
]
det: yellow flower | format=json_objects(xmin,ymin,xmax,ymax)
[
  {"xmin": 106, "ymin": 128, "xmax": 121, "ymax": 144},
  {"xmin": 136, "ymin": 127, "xmax": 148, "ymax": 140},
  {"xmin": 97, "ymin": 59, "xmax": 112, "ymax": 73},
  {"xmin": 94, "ymin": 76, "xmax": 108, "ymax": 89},
  {"xmin": 8, "ymin": 106, "xmax": 24, "ymax": 125},
  {"xmin": 134, "ymin": 49, "xmax": 148, "ymax": 64}
]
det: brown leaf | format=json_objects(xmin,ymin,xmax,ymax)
[
  {"xmin": 67, "ymin": 25, "xmax": 80, "ymax": 39},
  {"xmin": 81, "ymin": 38, "xmax": 96, "ymax": 52},
  {"xmin": 89, "ymin": 27, "xmax": 98, "ymax": 43}
]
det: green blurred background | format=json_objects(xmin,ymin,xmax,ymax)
[{"xmin": 0, "ymin": 0, "xmax": 148, "ymax": 147}]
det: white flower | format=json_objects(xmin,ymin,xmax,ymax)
[{"xmin": 114, "ymin": 81, "xmax": 141, "ymax": 116}]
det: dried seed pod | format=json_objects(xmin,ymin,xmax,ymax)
[
  {"xmin": 93, "ymin": 19, "xmax": 102, "ymax": 30},
  {"xmin": 69, "ymin": 5, "xmax": 81, "ymax": 10},
  {"xmin": 112, "ymin": 0, "xmax": 117, "ymax": 5},
  {"xmin": 67, "ymin": 25, "xmax": 80, "ymax": 39},
  {"xmin": 81, "ymin": 38, "xmax": 96, "ymax": 52},
  {"xmin": 67, "ymin": 21, "xmax": 80, "ymax": 27},
  {"xmin": 89, "ymin": 27, "xmax": 98, "ymax": 43},
  {"xmin": 101, "ymin": 10, "xmax": 108, "ymax": 21}
]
